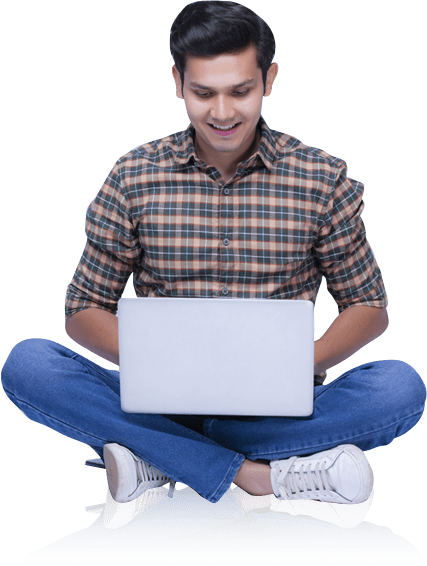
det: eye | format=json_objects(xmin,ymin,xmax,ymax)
[{"xmin": 194, "ymin": 90, "xmax": 250, "ymax": 98}]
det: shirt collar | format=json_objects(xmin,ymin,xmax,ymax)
[{"xmin": 174, "ymin": 116, "xmax": 277, "ymax": 171}]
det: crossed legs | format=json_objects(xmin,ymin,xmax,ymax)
[{"xmin": 2, "ymin": 339, "xmax": 425, "ymax": 502}]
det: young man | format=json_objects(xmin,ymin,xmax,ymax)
[{"xmin": 2, "ymin": 1, "xmax": 425, "ymax": 505}]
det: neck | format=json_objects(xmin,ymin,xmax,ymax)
[{"xmin": 195, "ymin": 127, "xmax": 261, "ymax": 181}]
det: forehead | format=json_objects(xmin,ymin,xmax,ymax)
[{"xmin": 184, "ymin": 44, "xmax": 262, "ymax": 88}]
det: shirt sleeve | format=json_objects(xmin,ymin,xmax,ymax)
[
  {"xmin": 313, "ymin": 161, "xmax": 388, "ymax": 313},
  {"xmin": 65, "ymin": 162, "xmax": 140, "ymax": 319}
]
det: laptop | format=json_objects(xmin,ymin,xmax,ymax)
[{"xmin": 118, "ymin": 297, "xmax": 314, "ymax": 417}]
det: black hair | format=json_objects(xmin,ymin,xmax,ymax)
[{"xmin": 170, "ymin": 1, "xmax": 275, "ymax": 92}]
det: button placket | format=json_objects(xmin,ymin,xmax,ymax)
[
  {"xmin": 223, "ymin": 186, "xmax": 230, "ymax": 248},
  {"xmin": 219, "ymin": 181, "xmax": 234, "ymax": 297}
]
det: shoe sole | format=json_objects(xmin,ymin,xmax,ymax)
[{"xmin": 104, "ymin": 443, "xmax": 133, "ymax": 503}]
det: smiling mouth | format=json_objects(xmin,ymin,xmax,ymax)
[{"xmin": 209, "ymin": 122, "xmax": 240, "ymax": 132}]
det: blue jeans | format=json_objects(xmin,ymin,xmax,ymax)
[{"xmin": 2, "ymin": 338, "xmax": 425, "ymax": 503}]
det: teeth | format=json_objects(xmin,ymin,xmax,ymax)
[{"xmin": 211, "ymin": 123, "xmax": 238, "ymax": 130}]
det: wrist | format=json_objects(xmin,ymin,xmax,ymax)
[{"xmin": 314, "ymin": 339, "xmax": 328, "ymax": 375}]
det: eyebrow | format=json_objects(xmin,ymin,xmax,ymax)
[{"xmin": 188, "ymin": 79, "xmax": 255, "ymax": 90}]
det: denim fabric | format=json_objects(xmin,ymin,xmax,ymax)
[{"xmin": 2, "ymin": 338, "xmax": 425, "ymax": 503}]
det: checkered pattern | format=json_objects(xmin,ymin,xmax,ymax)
[{"xmin": 65, "ymin": 117, "xmax": 387, "ymax": 383}]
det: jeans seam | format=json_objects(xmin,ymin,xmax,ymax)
[
  {"xmin": 209, "ymin": 453, "xmax": 245, "ymax": 502},
  {"xmin": 244, "ymin": 408, "xmax": 425, "ymax": 459},
  {"xmin": 70, "ymin": 353, "xmax": 119, "ymax": 387},
  {"xmin": 314, "ymin": 372, "xmax": 351, "ymax": 399},
  {"xmin": 3, "ymin": 387, "xmax": 108, "ymax": 444}
]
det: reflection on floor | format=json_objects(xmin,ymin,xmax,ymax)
[{"xmin": 18, "ymin": 485, "xmax": 425, "ymax": 566}]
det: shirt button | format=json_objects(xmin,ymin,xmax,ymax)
[
  {"xmin": 223, "ymin": 238, "xmax": 230, "ymax": 246},
  {"xmin": 223, "ymin": 188, "xmax": 230, "ymax": 195},
  {"xmin": 221, "ymin": 288, "xmax": 229, "ymax": 296}
]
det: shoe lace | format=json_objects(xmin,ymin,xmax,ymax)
[
  {"xmin": 273, "ymin": 457, "xmax": 332, "ymax": 500},
  {"xmin": 134, "ymin": 459, "xmax": 176, "ymax": 498}
]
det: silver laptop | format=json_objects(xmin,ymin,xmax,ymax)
[{"xmin": 118, "ymin": 297, "xmax": 314, "ymax": 417}]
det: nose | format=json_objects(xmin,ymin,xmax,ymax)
[{"xmin": 210, "ymin": 95, "xmax": 236, "ymax": 123}]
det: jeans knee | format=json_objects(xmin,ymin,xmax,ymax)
[
  {"xmin": 1, "ymin": 338, "xmax": 52, "ymax": 395},
  {"xmin": 380, "ymin": 360, "xmax": 426, "ymax": 413}
]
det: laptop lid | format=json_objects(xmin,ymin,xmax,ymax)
[{"xmin": 118, "ymin": 297, "xmax": 314, "ymax": 417}]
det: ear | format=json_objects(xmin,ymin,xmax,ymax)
[
  {"xmin": 263, "ymin": 62, "xmax": 278, "ymax": 97},
  {"xmin": 172, "ymin": 65, "xmax": 184, "ymax": 99}
]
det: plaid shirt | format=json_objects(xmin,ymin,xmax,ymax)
[{"xmin": 65, "ymin": 117, "xmax": 387, "ymax": 383}]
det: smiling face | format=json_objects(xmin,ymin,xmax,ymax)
[{"xmin": 172, "ymin": 44, "xmax": 278, "ymax": 175}]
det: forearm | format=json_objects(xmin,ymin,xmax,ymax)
[
  {"xmin": 65, "ymin": 307, "xmax": 119, "ymax": 366},
  {"xmin": 314, "ymin": 305, "xmax": 388, "ymax": 375}
]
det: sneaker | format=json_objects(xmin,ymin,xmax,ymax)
[
  {"xmin": 270, "ymin": 444, "xmax": 373, "ymax": 504},
  {"xmin": 270, "ymin": 490, "xmax": 374, "ymax": 528},
  {"xmin": 104, "ymin": 443, "xmax": 176, "ymax": 528}
]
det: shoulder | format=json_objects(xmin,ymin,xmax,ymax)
[
  {"xmin": 269, "ymin": 126, "xmax": 347, "ymax": 180},
  {"xmin": 114, "ymin": 129, "xmax": 190, "ymax": 172},
  {"xmin": 97, "ymin": 127, "xmax": 192, "ymax": 203},
  {"xmin": 261, "ymin": 122, "xmax": 360, "ymax": 213},
  {"xmin": 91, "ymin": 129, "xmax": 189, "ymax": 204}
]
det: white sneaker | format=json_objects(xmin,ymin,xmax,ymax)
[
  {"xmin": 270, "ymin": 490, "xmax": 374, "ymax": 528},
  {"xmin": 270, "ymin": 444, "xmax": 373, "ymax": 504},
  {"xmin": 104, "ymin": 443, "xmax": 175, "ymax": 528},
  {"xmin": 103, "ymin": 443, "xmax": 175, "ymax": 503}
]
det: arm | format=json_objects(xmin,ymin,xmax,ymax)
[
  {"xmin": 314, "ymin": 305, "xmax": 388, "ymax": 375},
  {"xmin": 66, "ymin": 307, "xmax": 120, "ymax": 366},
  {"xmin": 313, "ymin": 162, "xmax": 388, "ymax": 377},
  {"xmin": 65, "ymin": 161, "xmax": 138, "ymax": 364}
]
